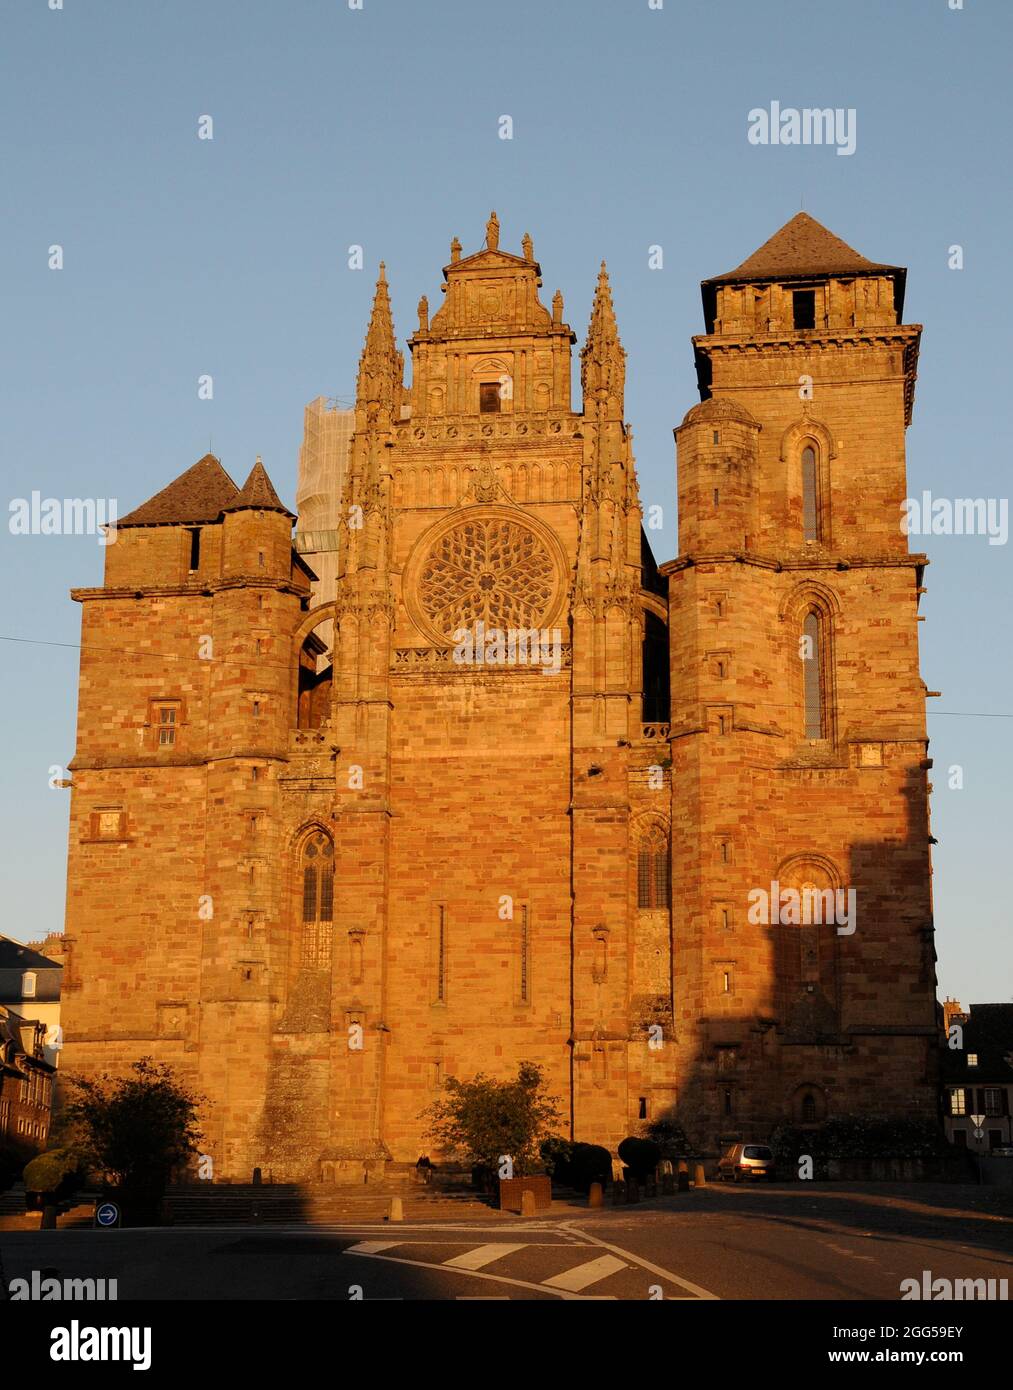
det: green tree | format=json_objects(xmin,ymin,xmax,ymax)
[
  {"xmin": 63, "ymin": 1058, "xmax": 204, "ymax": 1224},
  {"xmin": 422, "ymin": 1061, "xmax": 559, "ymax": 1178}
]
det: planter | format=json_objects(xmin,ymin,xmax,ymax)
[{"xmin": 498, "ymin": 1175, "xmax": 552, "ymax": 1212}]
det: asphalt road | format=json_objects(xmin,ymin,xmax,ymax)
[{"xmin": 3, "ymin": 1183, "xmax": 1012, "ymax": 1301}]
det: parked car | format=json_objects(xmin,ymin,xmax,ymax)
[{"xmin": 718, "ymin": 1143, "xmax": 776, "ymax": 1182}]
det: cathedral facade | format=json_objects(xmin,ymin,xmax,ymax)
[{"xmin": 60, "ymin": 212, "xmax": 939, "ymax": 1180}]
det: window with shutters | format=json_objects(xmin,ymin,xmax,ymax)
[
  {"xmin": 950, "ymin": 1088, "xmax": 967, "ymax": 1116},
  {"xmin": 983, "ymin": 1088, "xmax": 1005, "ymax": 1118},
  {"xmin": 299, "ymin": 830, "xmax": 334, "ymax": 969}
]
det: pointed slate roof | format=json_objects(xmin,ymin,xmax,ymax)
[
  {"xmin": 117, "ymin": 454, "xmax": 240, "ymax": 527},
  {"xmin": 222, "ymin": 458, "xmax": 295, "ymax": 518},
  {"xmin": 704, "ymin": 212, "xmax": 902, "ymax": 285}
]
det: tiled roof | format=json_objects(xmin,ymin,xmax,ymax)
[
  {"xmin": 704, "ymin": 212, "xmax": 902, "ymax": 284},
  {"xmin": 117, "ymin": 454, "xmax": 240, "ymax": 527},
  {"xmin": 223, "ymin": 459, "xmax": 295, "ymax": 518}
]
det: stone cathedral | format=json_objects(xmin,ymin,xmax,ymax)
[{"xmin": 61, "ymin": 212, "xmax": 939, "ymax": 1181}]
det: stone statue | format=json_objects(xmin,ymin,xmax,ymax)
[
  {"xmin": 417, "ymin": 295, "xmax": 429, "ymax": 332},
  {"xmin": 522, "ymin": 232, "xmax": 533, "ymax": 261},
  {"xmin": 552, "ymin": 290, "xmax": 563, "ymax": 325},
  {"xmin": 450, "ymin": 236, "xmax": 462, "ymax": 263},
  {"xmin": 486, "ymin": 211, "xmax": 500, "ymax": 250}
]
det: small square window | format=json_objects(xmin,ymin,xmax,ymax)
[{"xmin": 967, "ymin": 1053, "xmax": 978, "ymax": 1067}]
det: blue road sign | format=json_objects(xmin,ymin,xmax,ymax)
[{"xmin": 96, "ymin": 1202, "xmax": 119, "ymax": 1227}]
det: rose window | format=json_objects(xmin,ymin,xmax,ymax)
[{"xmin": 418, "ymin": 517, "xmax": 557, "ymax": 639}]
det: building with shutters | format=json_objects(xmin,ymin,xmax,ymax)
[
  {"xmin": 59, "ymin": 211, "xmax": 940, "ymax": 1180},
  {"xmin": 941, "ymin": 1002, "xmax": 1013, "ymax": 1153}
]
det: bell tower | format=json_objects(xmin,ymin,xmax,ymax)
[{"xmin": 665, "ymin": 213, "xmax": 938, "ymax": 1148}]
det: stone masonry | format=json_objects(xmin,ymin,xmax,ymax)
[{"xmin": 60, "ymin": 212, "xmax": 939, "ymax": 1179}]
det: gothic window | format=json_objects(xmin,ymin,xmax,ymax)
[
  {"xmin": 637, "ymin": 825, "xmax": 670, "ymax": 909},
  {"xmin": 300, "ymin": 831, "xmax": 334, "ymax": 969},
  {"xmin": 802, "ymin": 611, "xmax": 824, "ymax": 739},
  {"xmin": 802, "ymin": 446, "xmax": 819, "ymax": 542}
]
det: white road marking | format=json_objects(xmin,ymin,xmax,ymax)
[
  {"xmin": 345, "ymin": 1240, "xmax": 401, "ymax": 1254},
  {"xmin": 561, "ymin": 1221, "xmax": 720, "ymax": 1300},
  {"xmin": 344, "ymin": 1248, "xmax": 588, "ymax": 1299},
  {"xmin": 444, "ymin": 1242, "xmax": 529, "ymax": 1270},
  {"xmin": 542, "ymin": 1253, "xmax": 628, "ymax": 1291}
]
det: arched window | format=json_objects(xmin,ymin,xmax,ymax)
[
  {"xmin": 802, "ymin": 445, "xmax": 819, "ymax": 542},
  {"xmin": 637, "ymin": 825, "xmax": 670, "ymax": 910},
  {"xmin": 300, "ymin": 831, "xmax": 334, "ymax": 969},
  {"xmin": 801, "ymin": 1092, "xmax": 817, "ymax": 1123},
  {"xmin": 802, "ymin": 610, "xmax": 824, "ymax": 739}
]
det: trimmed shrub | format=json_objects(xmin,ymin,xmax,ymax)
[
  {"xmin": 568, "ymin": 1143, "xmax": 612, "ymax": 1193},
  {"xmin": 23, "ymin": 1148, "xmax": 87, "ymax": 1210},
  {"xmin": 540, "ymin": 1136, "xmax": 575, "ymax": 1185},
  {"xmin": 618, "ymin": 1136, "xmax": 661, "ymax": 1180},
  {"xmin": 644, "ymin": 1119, "xmax": 692, "ymax": 1159}
]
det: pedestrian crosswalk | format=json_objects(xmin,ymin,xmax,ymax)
[{"xmin": 343, "ymin": 1236, "xmax": 703, "ymax": 1299}]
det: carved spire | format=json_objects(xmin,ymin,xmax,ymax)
[
  {"xmin": 450, "ymin": 235, "xmax": 462, "ymax": 263},
  {"xmin": 356, "ymin": 262, "xmax": 403, "ymax": 422},
  {"xmin": 580, "ymin": 260, "xmax": 625, "ymax": 415}
]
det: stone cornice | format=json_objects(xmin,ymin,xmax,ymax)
[
  {"xmin": 693, "ymin": 324, "xmax": 922, "ymax": 354},
  {"xmin": 71, "ymin": 578, "xmax": 310, "ymax": 603},
  {"xmin": 68, "ymin": 751, "xmax": 291, "ymax": 771},
  {"xmin": 660, "ymin": 551, "xmax": 928, "ymax": 577},
  {"xmin": 693, "ymin": 324, "xmax": 922, "ymax": 424}
]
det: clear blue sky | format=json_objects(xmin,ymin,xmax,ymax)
[{"xmin": 1, "ymin": 0, "xmax": 1010, "ymax": 1007}]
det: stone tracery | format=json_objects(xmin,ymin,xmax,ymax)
[{"xmin": 418, "ymin": 516, "xmax": 556, "ymax": 639}]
